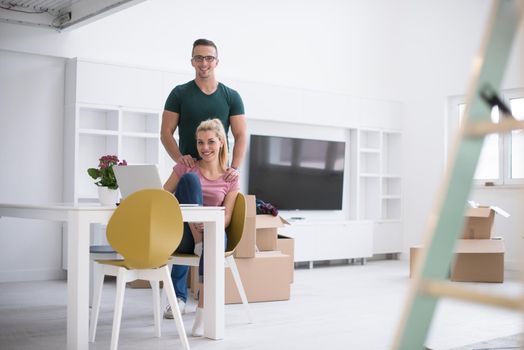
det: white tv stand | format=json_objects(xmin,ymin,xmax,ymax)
[{"xmin": 279, "ymin": 219, "xmax": 373, "ymax": 268}]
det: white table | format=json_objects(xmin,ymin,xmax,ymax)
[{"xmin": 0, "ymin": 202, "xmax": 225, "ymax": 350}]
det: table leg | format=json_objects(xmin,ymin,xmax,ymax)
[
  {"xmin": 203, "ymin": 214, "xmax": 225, "ymax": 340},
  {"xmin": 67, "ymin": 211, "xmax": 90, "ymax": 350}
]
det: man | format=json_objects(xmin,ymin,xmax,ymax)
[
  {"xmin": 161, "ymin": 38, "xmax": 247, "ymax": 319},
  {"xmin": 161, "ymin": 38, "xmax": 246, "ymax": 178}
]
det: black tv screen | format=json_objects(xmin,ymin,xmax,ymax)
[{"xmin": 248, "ymin": 134, "xmax": 345, "ymax": 210}]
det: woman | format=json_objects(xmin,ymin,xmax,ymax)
[{"xmin": 163, "ymin": 118, "xmax": 239, "ymax": 336}]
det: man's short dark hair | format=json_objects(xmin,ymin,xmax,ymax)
[{"xmin": 192, "ymin": 38, "xmax": 218, "ymax": 57}]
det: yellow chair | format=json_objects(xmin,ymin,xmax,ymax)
[
  {"xmin": 89, "ymin": 189, "xmax": 190, "ymax": 350},
  {"xmin": 168, "ymin": 192, "xmax": 253, "ymax": 323}
]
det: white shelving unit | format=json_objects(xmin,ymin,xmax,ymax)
[
  {"xmin": 277, "ymin": 127, "xmax": 402, "ymax": 266},
  {"xmin": 62, "ymin": 58, "xmax": 166, "ymax": 268},
  {"xmin": 355, "ymin": 129, "xmax": 402, "ymax": 255},
  {"xmin": 64, "ymin": 58, "xmax": 165, "ymax": 204},
  {"xmin": 69, "ymin": 105, "xmax": 161, "ymax": 203}
]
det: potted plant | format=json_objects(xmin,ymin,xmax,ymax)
[{"xmin": 87, "ymin": 155, "xmax": 127, "ymax": 205}]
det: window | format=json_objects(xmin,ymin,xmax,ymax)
[
  {"xmin": 448, "ymin": 89, "xmax": 524, "ymax": 186},
  {"xmin": 509, "ymin": 96, "xmax": 524, "ymax": 179},
  {"xmin": 458, "ymin": 104, "xmax": 501, "ymax": 181}
]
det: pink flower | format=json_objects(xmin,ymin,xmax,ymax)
[{"xmin": 88, "ymin": 154, "xmax": 127, "ymax": 189}]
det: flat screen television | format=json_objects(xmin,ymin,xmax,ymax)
[{"xmin": 248, "ymin": 134, "xmax": 346, "ymax": 210}]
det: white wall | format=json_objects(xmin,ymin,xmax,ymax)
[
  {"xmin": 399, "ymin": 0, "xmax": 490, "ymax": 261},
  {"xmin": 399, "ymin": 0, "xmax": 524, "ymax": 269},
  {"xmin": 1, "ymin": 0, "xmax": 523, "ymax": 280},
  {"xmin": 0, "ymin": 51, "xmax": 66, "ymax": 281},
  {"xmin": 0, "ymin": 0, "xmax": 402, "ymax": 100}
]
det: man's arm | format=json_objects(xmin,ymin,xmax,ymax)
[
  {"xmin": 229, "ymin": 115, "xmax": 247, "ymax": 170},
  {"xmin": 160, "ymin": 110, "xmax": 195, "ymax": 167},
  {"xmin": 223, "ymin": 115, "xmax": 246, "ymax": 182}
]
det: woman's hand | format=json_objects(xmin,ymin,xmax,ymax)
[
  {"xmin": 189, "ymin": 222, "xmax": 204, "ymax": 245},
  {"xmin": 192, "ymin": 222, "xmax": 204, "ymax": 233}
]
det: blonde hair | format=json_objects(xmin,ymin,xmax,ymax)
[{"xmin": 196, "ymin": 118, "xmax": 228, "ymax": 171}]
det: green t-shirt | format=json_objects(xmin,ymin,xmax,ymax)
[{"xmin": 164, "ymin": 80, "xmax": 245, "ymax": 159}]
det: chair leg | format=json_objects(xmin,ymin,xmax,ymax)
[
  {"xmin": 89, "ymin": 259, "xmax": 95, "ymax": 307},
  {"xmin": 161, "ymin": 263, "xmax": 173, "ymax": 310},
  {"xmin": 227, "ymin": 255, "xmax": 253, "ymax": 323},
  {"xmin": 151, "ymin": 280, "xmax": 161, "ymax": 337},
  {"xmin": 161, "ymin": 266, "xmax": 190, "ymax": 350},
  {"xmin": 110, "ymin": 268, "xmax": 127, "ymax": 350},
  {"xmin": 90, "ymin": 253, "xmax": 118, "ymax": 306},
  {"xmin": 89, "ymin": 263, "xmax": 106, "ymax": 342}
]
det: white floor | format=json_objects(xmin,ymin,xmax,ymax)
[{"xmin": 0, "ymin": 259, "xmax": 522, "ymax": 350}]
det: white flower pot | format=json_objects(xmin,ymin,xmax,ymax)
[{"xmin": 97, "ymin": 187, "xmax": 119, "ymax": 206}]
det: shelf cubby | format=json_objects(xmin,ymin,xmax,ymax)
[
  {"xmin": 356, "ymin": 128, "xmax": 402, "ymax": 253},
  {"xmin": 78, "ymin": 107, "xmax": 118, "ymax": 131},
  {"xmin": 121, "ymin": 136, "xmax": 160, "ymax": 165},
  {"xmin": 382, "ymin": 177, "xmax": 401, "ymax": 197},
  {"xmin": 381, "ymin": 198, "xmax": 401, "ymax": 221},
  {"xmin": 121, "ymin": 110, "xmax": 159, "ymax": 134},
  {"xmin": 359, "ymin": 129, "xmax": 381, "ymax": 150}
]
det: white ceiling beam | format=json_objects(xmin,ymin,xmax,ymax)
[
  {"xmin": 0, "ymin": 7, "xmax": 57, "ymax": 29},
  {"xmin": 0, "ymin": 0, "xmax": 148, "ymax": 31},
  {"xmin": 61, "ymin": 0, "xmax": 147, "ymax": 31}
]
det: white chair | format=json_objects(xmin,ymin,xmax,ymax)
[{"xmin": 89, "ymin": 244, "xmax": 118, "ymax": 306}]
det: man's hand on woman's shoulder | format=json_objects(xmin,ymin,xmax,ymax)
[
  {"xmin": 224, "ymin": 167, "xmax": 239, "ymax": 182},
  {"xmin": 177, "ymin": 154, "xmax": 196, "ymax": 168}
]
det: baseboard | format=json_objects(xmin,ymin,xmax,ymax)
[{"xmin": 0, "ymin": 268, "xmax": 66, "ymax": 283}]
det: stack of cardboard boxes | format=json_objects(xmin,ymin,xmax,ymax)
[
  {"xmin": 189, "ymin": 195, "xmax": 295, "ymax": 303},
  {"xmin": 410, "ymin": 205, "xmax": 508, "ymax": 282}
]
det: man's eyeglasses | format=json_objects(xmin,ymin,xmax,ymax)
[{"xmin": 192, "ymin": 55, "xmax": 216, "ymax": 63}]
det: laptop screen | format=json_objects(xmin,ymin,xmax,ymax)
[{"xmin": 113, "ymin": 164, "xmax": 163, "ymax": 199}]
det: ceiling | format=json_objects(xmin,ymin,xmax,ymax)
[{"xmin": 0, "ymin": 0, "xmax": 147, "ymax": 31}]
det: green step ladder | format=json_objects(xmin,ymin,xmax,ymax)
[{"xmin": 393, "ymin": 1, "xmax": 524, "ymax": 349}]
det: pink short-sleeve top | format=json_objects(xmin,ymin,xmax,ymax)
[{"xmin": 173, "ymin": 163, "xmax": 239, "ymax": 206}]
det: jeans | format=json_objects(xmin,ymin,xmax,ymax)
[{"xmin": 170, "ymin": 173, "xmax": 203, "ymax": 303}]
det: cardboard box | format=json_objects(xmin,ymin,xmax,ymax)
[
  {"xmin": 461, "ymin": 205, "xmax": 509, "ymax": 239},
  {"xmin": 461, "ymin": 207, "xmax": 495, "ymax": 239},
  {"xmin": 234, "ymin": 195, "xmax": 257, "ymax": 258},
  {"xmin": 256, "ymin": 228, "xmax": 278, "ymax": 251},
  {"xmin": 225, "ymin": 251, "xmax": 293, "ymax": 304},
  {"xmin": 277, "ymin": 234, "xmax": 294, "ymax": 261},
  {"xmin": 256, "ymin": 215, "xmax": 289, "ymax": 251},
  {"xmin": 451, "ymin": 239, "xmax": 505, "ymax": 283},
  {"xmin": 410, "ymin": 240, "xmax": 505, "ymax": 282},
  {"xmin": 234, "ymin": 196, "xmax": 291, "ymax": 255},
  {"xmin": 277, "ymin": 234, "xmax": 295, "ymax": 282},
  {"xmin": 256, "ymin": 214, "xmax": 289, "ymax": 229},
  {"xmin": 127, "ymin": 279, "xmax": 163, "ymax": 289}
]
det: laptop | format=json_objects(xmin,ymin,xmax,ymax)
[
  {"xmin": 113, "ymin": 164, "xmax": 163, "ymax": 199},
  {"xmin": 114, "ymin": 164, "xmax": 199, "ymax": 206}
]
